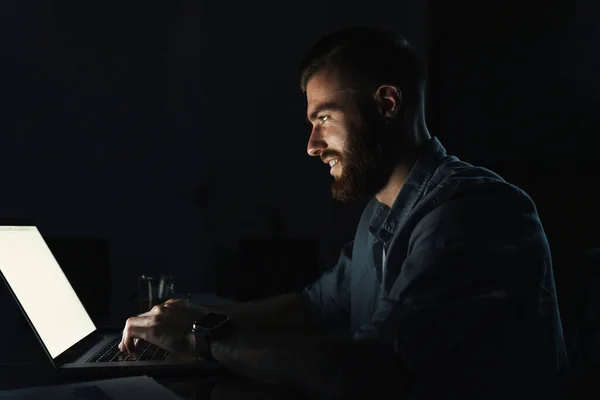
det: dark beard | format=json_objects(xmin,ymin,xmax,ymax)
[{"xmin": 331, "ymin": 106, "xmax": 400, "ymax": 203}]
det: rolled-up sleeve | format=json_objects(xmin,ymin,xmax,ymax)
[
  {"xmin": 353, "ymin": 189, "xmax": 560, "ymax": 395},
  {"xmin": 301, "ymin": 241, "xmax": 353, "ymax": 334}
]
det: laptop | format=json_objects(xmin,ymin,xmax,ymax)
[{"xmin": 0, "ymin": 219, "xmax": 219, "ymax": 377}]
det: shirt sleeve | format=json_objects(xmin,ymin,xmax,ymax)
[
  {"xmin": 353, "ymin": 187, "xmax": 563, "ymax": 396},
  {"xmin": 301, "ymin": 241, "xmax": 353, "ymax": 334}
]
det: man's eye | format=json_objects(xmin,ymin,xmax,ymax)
[{"xmin": 319, "ymin": 116, "xmax": 329, "ymax": 124}]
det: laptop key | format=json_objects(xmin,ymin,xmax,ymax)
[
  {"xmin": 111, "ymin": 352, "xmax": 127, "ymax": 362},
  {"xmin": 88, "ymin": 337, "xmax": 121, "ymax": 362},
  {"xmin": 155, "ymin": 349, "xmax": 169, "ymax": 360},
  {"xmin": 139, "ymin": 348, "xmax": 158, "ymax": 361}
]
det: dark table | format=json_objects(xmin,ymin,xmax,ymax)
[{"xmin": 0, "ymin": 361, "xmax": 304, "ymax": 400}]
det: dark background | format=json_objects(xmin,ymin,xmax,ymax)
[{"xmin": 1, "ymin": 0, "xmax": 598, "ymax": 328}]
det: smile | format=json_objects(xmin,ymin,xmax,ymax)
[{"xmin": 329, "ymin": 159, "xmax": 340, "ymax": 175}]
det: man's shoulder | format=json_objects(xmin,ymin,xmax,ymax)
[
  {"xmin": 355, "ymin": 154, "xmax": 538, "ymax": 238},
  {"xmin": 409, "ymin": 157, "xmax": 545, "ymax": 252},
  {"xmin": 427, "ymin": 156, "xmax": 534, "ymax": 209}
]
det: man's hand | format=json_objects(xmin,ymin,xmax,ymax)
[
  {"xmin": 162, "ymin": 298, "xmax": 208, "ymax": 325},
  {"xmin": 118, "ymin": 299, "xmax": 207, "ymax": 356}
]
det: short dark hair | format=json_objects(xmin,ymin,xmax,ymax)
[{"xmin": 300, "ymin": 26, "xmax": 427, "ymax": 110}]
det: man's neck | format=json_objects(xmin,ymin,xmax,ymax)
[
  {"xmin": 375, "ymin": 126, "xmax": 430, "ymax": 207},
  {"xmin": 374, "ymin": 163, "xmax": 413, "ymax": 208}
]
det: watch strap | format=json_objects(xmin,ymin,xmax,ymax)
[
  {"xmin": 192, "ymin": 313, "xmax": 231, "ymax": 360},
  {"xmin": 193, "ymin": 327, "xmax": 213, "ymax": 360}
]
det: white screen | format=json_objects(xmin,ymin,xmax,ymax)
[{"xmin": 0, "ymin": 226, "xmax": 96, "ymax": 358}]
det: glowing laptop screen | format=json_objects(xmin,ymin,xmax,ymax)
[{"xmin": 0, "ymin": 226, "xmax": 96, "ymax": 358}]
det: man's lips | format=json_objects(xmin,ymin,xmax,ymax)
[
  {"xmin": 322, "ymin": 157, "xmax": 341, "ymax": 176},
  {"xmin": 328, "ymin": 159, "xmax": 340, "ymax": 175}
]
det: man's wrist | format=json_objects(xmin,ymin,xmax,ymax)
[
  {"xmin": 207, "ymin": 318, "xmax": 239, "ymax": 362},
  {"xmin": 192, "ymin": 313, "xmax": 233, "ymax": 360}
]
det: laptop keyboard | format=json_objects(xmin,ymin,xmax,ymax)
[{"xmin": 88, "ymin": 337, "xmax": 170, "ymax": 363}]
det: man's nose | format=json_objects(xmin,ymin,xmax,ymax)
[{"xmin": 307, "ymin": 129, "xmax": 327, "ymax": 157}]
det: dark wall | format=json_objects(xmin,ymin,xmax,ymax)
[
  {"xmin": 1, "ymin": 1, "xmax": 428, "ymax": 321},
  {"xmin": 430, "ymin": 0, "xmax": 600, "ymax": 162},
  {"xmin": 3, "ymin": 0, "xmax": 597, "ymax": 324}
]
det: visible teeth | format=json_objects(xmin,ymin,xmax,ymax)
[{"xmin": 329, "ymin": 159, "xmax": 338, "ymax": 167}]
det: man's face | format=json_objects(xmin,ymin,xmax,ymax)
[{"xmin": 306, "ymin": 69, "xmax": 398, "ymax": 202}]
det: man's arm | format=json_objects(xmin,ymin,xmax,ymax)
[
  {"xmin": 210, "ymin": 324, "xmax": 409, "ymax": 400},
  {"xmin": 200, "ymin": 240, "xmax": 353, "ymax": 332},
  {"xmin": 203, "ymin": 242, "xmax": 398, "ymax": 399},
  {"xmin": 200, "ymin": 292, "xmax": 313, "ymax": 330}
]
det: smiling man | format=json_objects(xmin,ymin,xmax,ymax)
[{"xmin": 120, "ymin": 27, "xmax": 568, "ymax": 399}]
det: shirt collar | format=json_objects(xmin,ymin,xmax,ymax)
[{"xmin": 368, "ymin": 137, "xmax": 447, "ymax": 244}]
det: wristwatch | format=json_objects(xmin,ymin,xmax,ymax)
[{"xmin": 192, "ymin": 312, "xmax": 231, "ymax": 360}]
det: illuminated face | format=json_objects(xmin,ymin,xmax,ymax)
[{"xmin": 306, "ymin": 68, "xmax": 398, "ymax": 202}]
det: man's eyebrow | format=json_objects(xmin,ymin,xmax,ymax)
[{"xmin": 307, "ymin": 102, "xmax": 342, "ymax": 122}]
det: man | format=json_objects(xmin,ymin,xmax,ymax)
[{"xmin": 120, "ymin": 27, "xmax": 567, "ymax": 399}]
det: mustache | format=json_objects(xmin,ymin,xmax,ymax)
[{"xmin": 320, "ymin": 150, "xmax": 344, "ymax": 163}]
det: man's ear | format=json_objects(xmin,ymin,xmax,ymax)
[{"xmin": 374, "ymin": 85, "xmax": 402, "ymax": 120}]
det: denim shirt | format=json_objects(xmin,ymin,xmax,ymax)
[{"xmin": 302, "ymin": 137, "xmax": 567, "ymax": 396}]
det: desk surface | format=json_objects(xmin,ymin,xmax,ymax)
[
  {"xmin": 0, "ymin": 363, "xmax": 304, "ymax": 400},
  {"xmin": 0, "ymin": 362, "xmax": 304, "ymax": 400}
]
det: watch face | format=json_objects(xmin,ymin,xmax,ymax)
[{"xmin": 197, "ymin": 313, "xmax": 229, "ymax": 330}]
